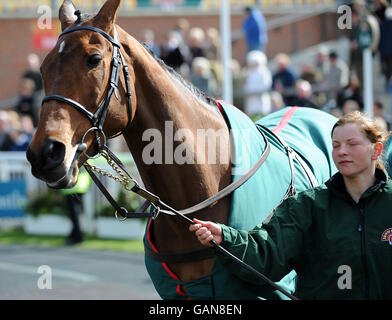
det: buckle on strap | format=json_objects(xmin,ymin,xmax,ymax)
[
  {"xmin": 151, "ymin": 205, "xmax": 160, "ymax": 220},
  {"xmin": 115, "ymin": 207, "xmax": 128, "ymax": 221}
]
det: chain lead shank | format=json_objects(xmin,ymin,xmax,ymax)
[{"xmin": 84, "ymin": 149, "xmax": 138, "ymax": 191}]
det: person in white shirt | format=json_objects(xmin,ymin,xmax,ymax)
[{"xmin": 243, "ymin": 50, "xmax": 272, "ymax": 117}]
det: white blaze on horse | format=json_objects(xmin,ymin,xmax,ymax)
[{"xmin": 27, "ymin": 0, "xmax": 338, "ymax": 299}]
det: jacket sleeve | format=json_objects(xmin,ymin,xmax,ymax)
[{"xmin": 217, "ymin": 193, "xmax": 314, "ymax": 285}]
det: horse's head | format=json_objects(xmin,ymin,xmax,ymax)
[{"xmin": 27, "ymin": 0, "xmax": 134, "ymax": 188}]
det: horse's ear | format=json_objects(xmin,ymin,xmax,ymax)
[
  {"xmin": 59, "ymin": 0, "xmax": 77, "ymax": 31},
  {"xmin": 93, "ymin": 0, "xmax": 121, "ymax": 31}
]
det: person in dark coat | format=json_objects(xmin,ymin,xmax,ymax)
[
  {"xmin": 336, "ymin": 74, "xmax": 363, "ymax": 110},
  {"xmin": 272, "ymin": 53, "xmax": 297, "ymax": 105},
  {"xmin": 160, "ymin": 30, "xmax": 189, "ymax": 72}
]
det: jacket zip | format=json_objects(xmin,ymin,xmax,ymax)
[{"xmin": 358, "ymin": 205, "xmax": 369, "ymax": 299}]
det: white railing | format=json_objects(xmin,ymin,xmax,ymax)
[
  {"xmin": 0, "ymin": 151, "xmax": 142, "ymax": 231},
  {"xmin": 0, "ymin": 152, "xmax": 41, "ymax": 192}
]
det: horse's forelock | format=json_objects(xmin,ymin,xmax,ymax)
[{"xmin": 73, "ymin": 12, "xmax": 94, "ymax": 26}]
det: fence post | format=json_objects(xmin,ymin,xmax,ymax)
[{"xmin": 220, "ymin": 0, "xmax": 233, "ymax": 103}]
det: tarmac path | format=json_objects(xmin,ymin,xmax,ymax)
[{"xmin": 0, "ymin": 244, "xmax": 160, "ymax": 300}]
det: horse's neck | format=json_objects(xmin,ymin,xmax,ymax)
[{"xmin": 118, "ymin": 29, "xmax": 232, "ymax": 211}]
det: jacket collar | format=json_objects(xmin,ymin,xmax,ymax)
[{"xmin": 325, "ymin": 168, "xmax": 387, "ymax": 202}]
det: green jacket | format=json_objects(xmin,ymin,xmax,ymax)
[{"xmin": 219, "ymin": 169, "xmax": 392, "ymax": 299}]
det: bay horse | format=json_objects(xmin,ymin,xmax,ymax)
[{"xmin": 27, "ymin": 0, "xmax": 338, "ymax": 299}]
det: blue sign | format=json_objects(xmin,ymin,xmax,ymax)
[{"xmin": 0, "ymin": 180, "xmax": 28, "ymax": 218}]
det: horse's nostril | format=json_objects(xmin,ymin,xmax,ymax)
[{"xmin": 39, "ymin": 139, "xmax": 66, "ymax": 170}]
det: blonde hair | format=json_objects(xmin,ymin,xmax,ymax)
[
  {"xmin": 332, "ymin": 111, "xmax": 391, "ymax": 171},
  {"xmin": 189, "ymin": 27, "xmax": 205, "ymax": 43}
]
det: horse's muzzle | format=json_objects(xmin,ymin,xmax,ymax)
[{"xmin": 27, "ymin": 139, "xmax": 68, "ymax": 184}]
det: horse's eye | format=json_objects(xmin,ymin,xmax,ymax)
[{"xmin": 86, "ymin": 54, "xmax": 102, "ymax": 68}]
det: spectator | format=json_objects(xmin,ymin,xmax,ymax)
[
  {"xmin": 188, "ymin": 28, "xmax": 206, "ymax": 66},
  {"xmin": 22, "ymin": 53, "xmax": 43, "ymax": 94},
  {"xmin": 299, "ymin": 63, "xmax": 323, "ymax": 86},
  {"xmin": 313, "ymin": 46, "xmax": 330, "ymax": 107},
  {"xmin": 321, "ymin": 51, "xmax": 349, "ymax": 104},
  {"xmin": 8, "ymin": 113, "xmax": 32, "ymax": 152},
  {"xmin": 242, "ymin": 6, "xmax": 268, "ymax": 52},
  {"xmin": 174, "ymin": 18, "xmax": 190, "ymax": 46},
  {"xmin": 61, "ymin": 169, "xmax": 91, "ymax": 245},
  {"xmin": 314, "ymin": 45, "xmax": 329, "ymax": 82},
  {"xmin": 272, "ymin": 53, "xmax": 296, "ymax": 105},
  {"xmin": 141, "ymin": 29, "xmax": 160, "ymax": 58},
  {"xmin": 243, "ymin": 50, "xmax": 272, "ymax": 116},
  {"xmin": 22, "ymin": 53, "xmax": 44, "ymax": 126},
  {"xmin": 351, "ymin": 0, "xmax": 366, "ymax": 15},
  {"xmin": 373, "ymin": 0, "xmax": 388, "ymax": 22},
  {"xmin": 291, "ymin": 80, "xmax": 319, "ymax": 109},
  {"xmin": 190, "ymin": 57, "xmax": 218, "ymax": 97},
  {"xmin": 336, "ymin": 74, "xmax": 363, "ymax": 110},
  {"xmin": 6, "ymin": 111, "xmax": 21, "ymax": 131},
  {"xmin": 349, "ymin": 10, "xmax": 364, "ymax": 88},
  {"xmin": 20, "ymin": 114, "xmax": 35, "ymax": 137},
  {"xmin": 0, "ymin": 110, "xmax": 12, "ymax": 151},
  {"xmin": 161, "ymin": 30, "xmax": 189, "ymax": 72},
  {"xmin": 14, "ymin": 78, "xmax": 38, "ymax": 127},
  {"xmin": 373, "ymin": 100, "xmax": 389, "ymax": 131},
  {"xmin": 203, "ymin": 27, "xmax": 220, "ymax": 61},
  {"xmin": 329, "ymin": 107, "xmax": 343, "ymax": 118},
  {"xmin": 342, "ymin": 99, "xmax": 360, "ymax": 115}
]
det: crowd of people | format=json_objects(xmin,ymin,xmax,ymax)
[
  {"xmin": 136, "ymin": 3, "xmax": 391, "ymax": 131},
  {"xmin": 0, "ymin": 52, "xmax": 42, "ymax": 152}
]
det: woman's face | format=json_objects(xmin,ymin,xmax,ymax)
[{"xmin": 332, "ymin": 123, "xmax": 379, "ymax": 178}]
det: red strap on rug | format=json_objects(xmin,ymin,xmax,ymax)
[
  {"xmin": 272, "ymin": 107, "xmax": 300, "ymax": 134},
  {"xmin": 146, "ymin": 219, "xmax": 186, "ymax": 297}
]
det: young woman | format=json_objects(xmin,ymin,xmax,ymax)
[{"xmin": 190, "ymin": 111, "xmax": 392, "ymax": 299}]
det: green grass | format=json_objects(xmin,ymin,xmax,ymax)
[{"xmin": 0, "ymin": 229, "xmax": 144, "ymax": 252}]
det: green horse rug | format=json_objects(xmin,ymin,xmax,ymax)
[{"xmin": 144, "ymin": 101, "xmax": 338, "ymax": 299}]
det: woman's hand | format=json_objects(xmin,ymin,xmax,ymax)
[{"xmin": 189, "ymin": 218, "xmax": 223, "ymax": 246}]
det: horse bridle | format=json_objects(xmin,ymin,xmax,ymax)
[
  {"xmin": 42, "ymin": 24, "xmax": 133, "ymax": 159},
  {"xmin": 40, "ymin": 22, "xmax": 303, "ymax": 300}
]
